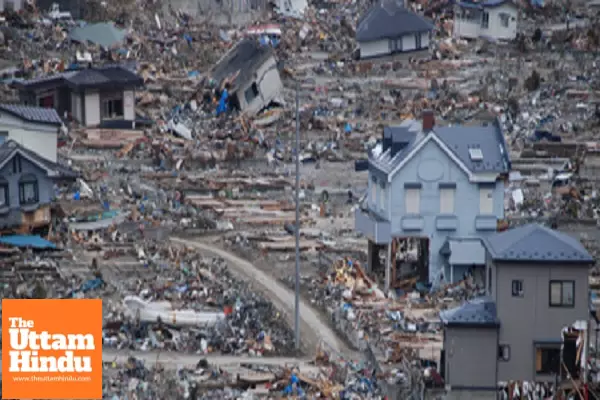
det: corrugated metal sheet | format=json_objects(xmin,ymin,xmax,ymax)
[
  {"xmin": 0, "ymin": 235, "xmax": 57, "ymax": 249},
  {"xmin": 449, "ymin": 239, "xmax": 485, "ymax": 265}
]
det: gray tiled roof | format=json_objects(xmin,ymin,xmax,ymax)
[
  {"xmin": 436, "ymin": 123, "xmax": 510, "ymax": 173},
  {"xmin": 0, "ymin": 104, "xmax": 62, "ymax": 126},
  {"xmin": 0, "ymin": 140, "xmax": 77, "ymax": 179},
  {"xmin": 356, "ymin": 0, "xmax": 433, "ymax": 42},
  {"xmin": 15, "ymin": 65, "xmax": 142, "ymax": 91},
  {"xmin": 484, "ymin": 224, "xmax": 594, "ymax": 264},
  {"xmin": 440, "ymin": 297, "xmax": 499, "ymax": 327},
  {"xmin": 369, "ymin": 117, "xmax": 510, "ymax": 177}
]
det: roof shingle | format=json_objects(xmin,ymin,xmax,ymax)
[
  {"xmin": 0, "ymin": 104, "xmax": 62, "ymax": 126},
  {"xmin": 356, "ymin": 0, "xmax": 433, "ymax": 42},
  {"xmin": 484, "ymin": 224, "xmax": 594, "ymax": 264},
  {"xmin": 440, "ymin": 297, "xmax": 499, "ymax": 327}
]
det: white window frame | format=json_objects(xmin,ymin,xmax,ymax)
[
  {"xmin": 479, "ymin": 187, "xmax": 494, "ymax": 214},
  {"xmin": 440, "ymin": 187, "xmax": 455, "ymax": 214},
  {"xmin": 405, "ymin": 188, "xmax": 420, "ymax": 214}
]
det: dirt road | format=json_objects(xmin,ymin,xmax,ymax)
[{"xmin": 170, "ymin": 237, "xmax": 356, "ymax": 358}]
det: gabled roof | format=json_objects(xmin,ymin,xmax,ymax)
[
  {"xmin": 356, "ymin": 0, "xmax": 433, "ymax": 42},
  {"xmin": 483, "ymin": 224, "xmax": 594, "ymax": 264},
  {"xmin": 210, "ymin": 39, "xmax": 274, "ymax": 92},
  {"xmin": 369, "ymin": 117, "xmax": 511, "ymax": 181},
  {"xmin": 0, "ymin": 141, "xmax": 77, "ymax": 179},
  {"xmin": 440, "ymin": 297, "xmax": 499, "ymax": 327},
  {"xmin": 0, "ymin": 104, "xmax": 62, "ymax": 126},
  {"xmin": 14, "ymin": 65, "xmax": 143, "ymax": 91}
]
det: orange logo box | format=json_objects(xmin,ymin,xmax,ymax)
[{"xmin": 2, "ymin": 299, "xmax": 102, "ymax": 399}]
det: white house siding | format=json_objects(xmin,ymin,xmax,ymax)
[
  {"xmin": 454, "ymin": 3, "xmax": 517, "ymax": 40},
  {"xmin": 84, "ymin": 91, "xmax": 100, "ymax": 126},
  {"xmin": 238, "ymin": 55, "xmax": 283, "ymax": 116},
  {"xmin": 0, "ymin": 0, "xmax": 24, "ymax": 11},
  {"xmin": 0, "ymin": 113, "xmax": 57, "ymax": 162},
  {"xmin": 359, "ymin": 39, "xmax": 389, "ymax": 59},
  {"xmin": 401, "ymin": 33, "xmax": 417, "ymax": 51},
  {"xmin": 70, "ymin": 92, "xmax": 82, "ymax": 122},
  {"xmin": 421, "ymin": 31, "xmax": 430, "ymax": 48},
  {"xmin": 123, "ymin": 90, "xmax": 135, "ymax": 121}
]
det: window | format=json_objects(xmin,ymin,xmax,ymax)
[
  {"xmin": 0, "ymin": 131, "xmax": 7, "ymax": 144},
  {"xmin": 479, "ymin": 187, "xmax": 493, "ymax": 214},
  {"xmin": 12, "ymin": 155, "xmax": 21, "ymax": 174},
  {"xmin": 481, "ymin": 11, "xmax": 489, "ymax": 29},
  {"xmin": 4, "ymin": 0, "xmax": 14, "ymax": 11},
  {"xmin": 549, "ymin": 280, "xmax": 574, "ymax": 307},
  {"xmin": 0, "ymin": 181, "xmax": 8, "ymax": 207},
  {"xmin": 536, "ymin": 347, "xmax": 560, "ymax": 375},
  {"xmin": 512, "ymin": 280, "xmax": 524, "ymax": 297},
  {"xmin": 488, "ymin": 267, "xmax": 492, "ymax": 294},
  {"xmin": 499, "ymin": 13, "xmax": 510, "ymax": 27},
  {"xmin": 379, "ymin": 184, "xmax": 386, "ymax": 210},
  {"xmin": 415, "ymin": 33, "xmax": 422, "ymax": 49},
  {"xmin": 38, "ymin": 93, "xmax": 55, "ymax": 108},
  {"xmin": 468, "ymin": 148, "xmax": 483, "ymax": 161},
  {"xmin": 19, "ymin": 176, "xmax": 39, "ymax": 205},
  {"xmin": 405, "ymin": 188, "xmax": 421, "ymax": 214},
  {"xmin": 389, "ymin": 38, "xmax": 402, "ymax": 52},
  {"xmin": 498, "ymin": 345, "xmax": 510, "ymax": 361},
  {"xmin": 102, "ymin": 95, "xmax": 124, "ymax": 119},
  {"xmin": 244, "ymin": 83, "xmax": 259, "ymax": 104},
  {"xmin": 440, "ymin": 187, "xmax": 455, "ymax": 214}
]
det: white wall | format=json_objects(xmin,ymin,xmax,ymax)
[
  {"xmin": 123, "ymin": 90, "xmax": 135, "ymax": 121},
  {"xmin": 402, "ymin": 34, "xmax": 417, "ymax": 51},
  {"xmin": 358, "ymin": 39, "xmax": 389, "ymax": 59},
  {"xmin": 71, "ymin": 92, "xmax": 82, "ymax": 122},
  {"xmin": 0, "ymin": 0, "xmax": 24, "ymax": 11},
  {"xmin": 84, "ymin": 91, "xmax": 100, "ymax": 126},
  {"xmin": 238, "ymin": 55, "xmax": 283, "ymax": 116},
  {"xmin": 0, "ymin": 113, "xmax": 57, "ymax": 162},
  {"xmin": 454, "ymin": 4, "xmax": 518, "ymax": 40}
]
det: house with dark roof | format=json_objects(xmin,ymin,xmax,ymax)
[
  {"xmin": 0, "ymin": 140, "xmax": 77, "ymax": 232},
  {"xmin": 13, "ymin": 65, "xmax": 143, "ymax": 127},
  {"xmin": 209, "ymin": 38, "xmax": 283, "ymax": 116},
  {"xmin": 454, "ymin": 0, "xmax": 518, "ymax": 41},
  {"xmin": 356, "ymin": 0, "xmax": 433, "ymax": 59},
  {"xmin": 440, "ymin": 224, "xmax": 593, "ymax": 398},
  {"xmin": 355, "ymin": 110, "xmax": 511, "ymax": 290},
  {"xmin": 0, "ymin": 104, "xmax": 63, "ymax": 163}
]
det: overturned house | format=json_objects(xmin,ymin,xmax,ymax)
[{"xmin": 210, "ymin": 38, "xmax": 284, "ymax": 117}]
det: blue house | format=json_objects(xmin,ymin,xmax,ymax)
[
  {"xmin": 355, "ymin": 110, "xmax": 511, "ymax": 290},
  {"xmin": 0, "ymin": 140, "xmax": 77, "ymax": 232}
]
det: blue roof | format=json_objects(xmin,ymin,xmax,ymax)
[
  {"xmin": 0, "ymin": 235, "xmax": 57, "ymax": 249},
  {"xmin": 440, "ymin": 297, "xmax": 499, "ymax": 327},
  {"xmin": 458, "ymin": 0, "xmax": 515, "ymax": 8},
  {"xmin": 356, "ymin": 0, "xmax": 433, "ymax": 42},
  {"xmin": 484, "ymin": 224, "xmax": 594, "ymax": 264},
  {"xmin": 0, "ymin": 104, "xmax": 62, "ymax": 126}
]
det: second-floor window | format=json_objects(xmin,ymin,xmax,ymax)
[
  {"xmin": 379, "ymin": 184, "xmax": 386, "ymax": 211},
  {"xmin": 549, "ymin": 280, "xmax": 574, "ymax": 307},
  {"xmin": 19, "ymin": 175, "xmax": 39, "ymax": 205},
  {"xmin": 0, "ymin": 179, "xmax": 8, "ymax": 207},
  {"xmin": 479, "ymin": 186, "xmax": 494, "ymax": 214},
  {"xmin": 512, "ymin": 280, "xmax": 524, "ymax": 297},
  {"xmin": 404, "ymin": 184, "xmax": 421, "ymax": 214},
  {"xmin": 370, "ymin": 178, "xmax": 377, "ymax": 206},
  {"xmin": 439, "ymin": 184, "xmax": 456, "ymax": 214}
]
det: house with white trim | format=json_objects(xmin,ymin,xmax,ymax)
[
  {"xmin": 355, "ymin": 110, "xmax": 511, "ymax": 291},
  {"xmin": 453, "ymin": 0, "xmax": 518, "ymax": 41}
]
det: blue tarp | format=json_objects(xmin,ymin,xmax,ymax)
[{"xmin": 0, "ymin": 235, "xmax": 57, "ymax": 249}]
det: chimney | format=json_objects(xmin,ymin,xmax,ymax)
[{"xmin": 422, "ymin": 109, "xmax": 435, "ymax": 131}]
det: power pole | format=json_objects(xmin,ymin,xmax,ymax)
[{"xmin": 294, "ymin": 80, "xmax": 301, "ymax": 351}]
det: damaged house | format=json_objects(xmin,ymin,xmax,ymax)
[
  {"xmin": 440, "ymin": 224, "xmax": 593, "ymax": 399},
  {"xmin": 210, "ymin": 38, "xmax": 283, "ymax": 116},
  {"xmin": 355, "ymin": 111, "xmax": 511, "ymax": 290},
  {"xmin": 13, "ymin": 64, "xmax": 143, "ymax": 127},
  {"xmin": 0, "ymin": 140, "xmax": 77, "ymax": 233}
]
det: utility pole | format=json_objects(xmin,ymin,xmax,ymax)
[{"xmin": 294, "ymin": 80, "xmax": 301, "ymax": 351}]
